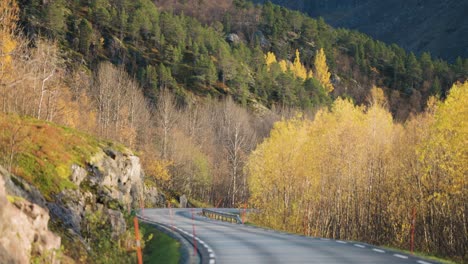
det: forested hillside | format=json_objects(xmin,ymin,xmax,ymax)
[
  {"xmin": 15, "ymin": 0, "xmax": 468, "ymax": 120},
  {"xmin": 251, "ymin": 0, "xmax": 468, "ymax": 62}
]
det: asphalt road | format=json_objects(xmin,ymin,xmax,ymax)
[{"xmin": 139, "ymin": 208, "xmax": 438, "ymax": 264}]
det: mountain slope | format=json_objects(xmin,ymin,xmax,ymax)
[
  {"xmin": 252, "ymin": 0, "xmax": 468, "ymax": 62},
  {"xmin": 15, "ymin": 0, "xmax": 468, "ymax": 121}
]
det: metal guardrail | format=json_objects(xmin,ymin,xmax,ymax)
[{"xmin": 202, "ymin": 209, "xmax": 243, "ymax": 224}]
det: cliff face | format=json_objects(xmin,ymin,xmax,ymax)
[
  {"xmin": 47, "ymin": 148, "xmax": 146, "ymax": 236},
  {"xmin": 0, "ymin": 169, "xmax": 61, "ymax": 264},
  {"xmin": 1, "ymin": 145, "xmax": 164, "ymax": 262},
  {"xmin": 252, "ymin": 0, "xmax": 468, "ymax": 61}
]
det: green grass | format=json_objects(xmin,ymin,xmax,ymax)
[
  {"xmin": 0, "ymin": 113, "xmax": 130, "ymax": 200},
  {"xmin": 141, "ymin": 223, "xmax": 181, "ymax": 264},
  {"xmin": 189, "ymin": 198, "xmax": 212, "ymax": 208},
  {"xmin": 381, "ymin": 246, "xmax": 459, "ymax": 264}
]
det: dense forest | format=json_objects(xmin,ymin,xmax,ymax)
[
  {"xmin": 251, "ymin": 0, "xmax": 468, "ymax": 62},
  {"xmin": 248, "ymin": 83, "xmax": 467, "ymax": 262},
  {"xmin": 1, "ymin": 0, "xmax": 467, "ymax": 262},
  {"xmin": 14, "ymin": 0, "xmax": 468, "ymax": 119}
]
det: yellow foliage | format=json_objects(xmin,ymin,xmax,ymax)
[
  {"xmin": 265, "ymin": 50, "xmax": 311, "ymax": 81},
  {"xmin": 368, "ymin": 86, "xmax": 388, "ymax": 107},
  {"xmin": 291, "ymin": 49, "xmax": 308, "ymax": 80},
  {"xmin": 0, "ymin": 0, "xmax": 18, "ymax": 75},
  {"xmin": 421, "ymin": 81, "xmax": 468, "ymax": 196},
  {"xmin": 313, "ymin": 48, "xmax": 333, "ymax": 93},
  {"xmin": 247, "ymin": 89, "xmax": 467, "ymax": 258},
  {"xmin": 146, "ymin": 158, "xmax": 172, "ymax": 183},
  {"xmin": 264, "ymin": 51, "xmax": 277, "ymax": 71},
  {"xmin": 278, "ymin": 60, "xmax": 288, "ymax": 73},
  {"xmin": 247, "ymin": 116, "xmax": 311, "ymax": 230}
]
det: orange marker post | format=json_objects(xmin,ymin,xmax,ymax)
[
  {"xmin": 215, "ymin": 198, "xmax": 223, "ymax": 208},
  {"xmin": 133, "ymin": 217, "xmax": 143, "ymax": 264}
]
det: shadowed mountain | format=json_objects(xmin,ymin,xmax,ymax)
[{"xmin": 251, "ymin": 0, "xmax": 468, "ymax": 61}]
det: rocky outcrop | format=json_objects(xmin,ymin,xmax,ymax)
[
  {"xmin": 226, "ymin": 33, "xmax": 241, "ymax": 44},
  {"xmin": 144, "ymin": 185, "xmax": 165, "ymax": 207},
  {"xmin": 48, "ymin": 148, "xmax": 145, "ymax": 236},
  {"xmin": 2, "ymin": 145, "xmax": 165, "ymax": 261},
  {"xmin": 2, "ymin": 166, "xmax": 47, "ymax": 208},
  {"xmin": 179, "ymin": 194, "xmax": 188, "ymax": 208},
  {"xmin": 0, "ymin": 172, "xmax": 61, "ymax": 264},
  {"xmin": 87, "ymin": 149, "xmax": 144, "ymax": 210},
  {"xmin": 0, "ymin": 144, "xmax": 165, "ymax": 263}
]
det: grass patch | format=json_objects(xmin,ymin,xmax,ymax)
[
  {"xmin": 381, "ymin": 246, "xmax": 459, "ymax": 264},
  {"xmin": 0, "ymin": 113, "xmax": 130, "ymax": 200},
  {"xmin": 188, "ymin": 198, "xmax": 212, "ymax": 208},
  {"xmin": 141, "ymin": 223, "xmax": 180, "ymax": 264},
  {"xmin": 6, "ymin": 195, "xmax": 25, "ymax": 203}
]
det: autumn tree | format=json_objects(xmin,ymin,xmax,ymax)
[
  {"xmin": 247, "ymin": 82, "xmax": 467, "ymax": 261},
  {"xmin": 418, "ymin": 81, "xmax": 467, "ymax": 257},
  {"xmin": 154, "ymin": 88, "xmax": 179, "ymax": 160},
  {"xmin": 220, "ymin": 98, "xmax": 256, "ymax": 205},
  {"xmin": 290, "ymin": 49, "xmax": 307, "ymax": 80},
  {"xmin": 92, "ymin": 62, "xmax": 151, "ymax": 148},
  {"xmin": 0, "ymin": 0, "xmax": 19, "ymax": 106},
  {"xmin": 265, "ymin": 51, "xmax": 277, "ymax": 70},
  {"xmin": 314, "ymin": 48, "xmax": 333, "ymax": 93}
]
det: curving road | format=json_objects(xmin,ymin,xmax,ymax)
[{"xmin": 139, "ymin": 208, "xmax": 438, "ymax": 264}]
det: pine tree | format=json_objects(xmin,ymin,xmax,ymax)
[{"xmin": 78, "ymin": 19, "xmax": 93, "ymax": 55}]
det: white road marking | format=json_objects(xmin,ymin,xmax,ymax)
[
  {"xmin": 336, "ymin": 240, "xmax": 347, "ymax": 244},
  {"xmin": 372, "ymin": 248, "xmax": 385, "ymax": 253},
  {"xmin": 417, "ymin": 261, "xmax": 432, "ymax": 264},
  {"xmin": 393, "ymin": 254, "xmax": 408, "ymax": 259},
  {"xmin": 354, "ymin": 244, "xmax": 366, "ymax": 248},
  {"xmin": 209, "ymin": 260, "xmax": 215, "ymax": 264},
  {"xmin": 209, "ymin": 253, "xmax": 215, "ymax": 258},
  {"xmin": 321, "ymin": 238, "xmax": 330, "ymax": 241}
]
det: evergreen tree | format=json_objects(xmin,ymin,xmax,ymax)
[{"xmin": 78, "ymin": 19, "xmax": 93, "ymax": 55}]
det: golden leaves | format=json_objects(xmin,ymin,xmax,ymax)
[
  {"xmin": 0, "ymin": 0, "xmax": 18, "ymax": 75},
  {"xmin": 247, "ymin": 83, "xmax": 467, "ymax": 254},
  {"xmin": 313, "ymin": 48, "xmax": 333, "ymax": 93}
]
